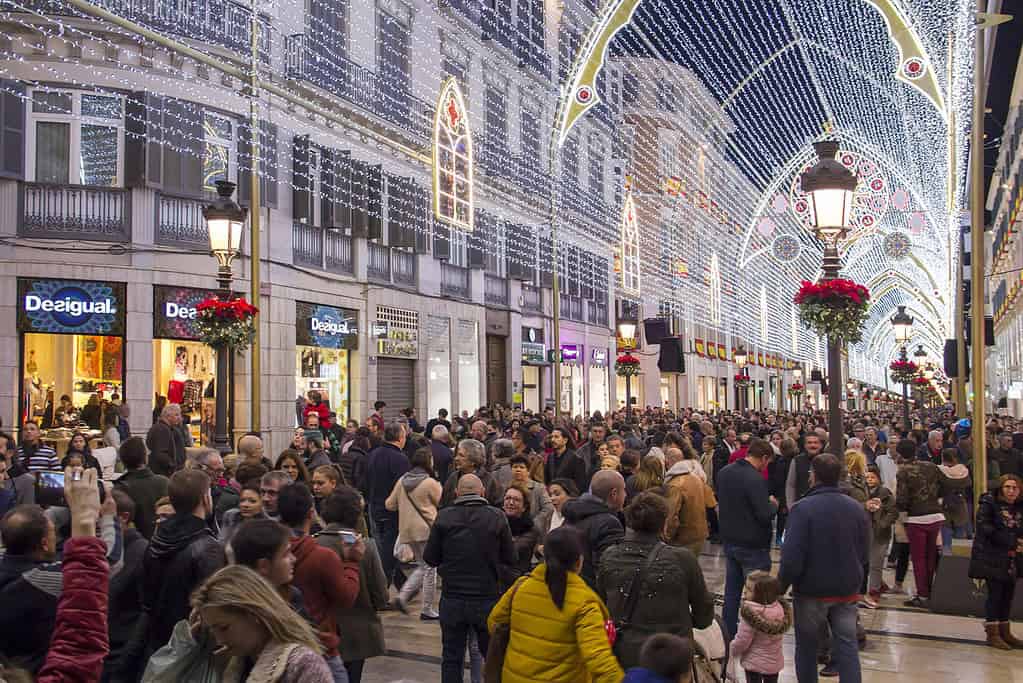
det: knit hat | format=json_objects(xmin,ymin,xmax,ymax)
[{"xmin": 303, "ymin": 428, "xmax": 324, "ymax": 446}]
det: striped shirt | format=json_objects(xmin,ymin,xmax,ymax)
[{"xmin": 17, "ymin": 443, "xmax": 59, "ymax": 472}]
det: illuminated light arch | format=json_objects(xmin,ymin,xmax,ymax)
[{"xmin": 433, "ymin": 77, "xmax": 474, "ymax": 231}]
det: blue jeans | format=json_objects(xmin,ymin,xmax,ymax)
[
  {"xmin": 439, "ymin": 595, "xmax": 496, "ymax": 683},
  {"xmin": 326, "ymin": 655, "xmax": 349, "ymax": 683},
  {"xmin": 371, "ymin": 507, "xmax": 399, "ymax": 587},
  {"xmin": 723, "ymin": 544, "xmax": 772, "ymax": 639},
  {"xmin": 793, "ymin": 597, "xmax": 861, "ymax": 683}
]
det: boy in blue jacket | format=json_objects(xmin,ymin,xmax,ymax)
[{"xmin": 623, "ymin": 633, "xmax": 693, "ymax": 683}]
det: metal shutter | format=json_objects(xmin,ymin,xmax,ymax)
[{"xmin": 375, "ymin": 358, "xmax": 415, "ymax": 422}]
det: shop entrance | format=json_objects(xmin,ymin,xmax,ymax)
[
  {"xmin": 486, "ymin": 335, "xmax": 507, "ymax": 407},
  {"xmin": 522, "ymin": 365, "xmax": 542, "ymax": 413},
  {"xmin": 295, "ymin": 302, "xmax": 358, "ymax": 425}
]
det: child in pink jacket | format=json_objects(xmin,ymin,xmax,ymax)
[{"xmin": 728, "ymin": 571, "xmax": 791, "ymax": 683}]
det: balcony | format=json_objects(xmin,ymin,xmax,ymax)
[
  {"xmin": 560, "ymin": 293, "xmax": 584, "ymax": 322},
  {"xmin": 12, "ymin": 0, "xmax": 270, "ymax": 63},
  {"xmin": 484, "ymin": 273, "xmax": 509, "ymax": 306},
  {"xmin": 392, "ymin": 249, "xmax": 416, "ymax": 287},
  {"xmin": 588, "ymin": 299, "xmax": 609, "ymax": 327},
  {"xmin": 441, "ymin": 262, "xmax": 471, "ymax": 299},
  {"xmin": 522, "ymin": 283, "xmax": 543, "ymax": 314},
  {"xmin": 19, "ymin": 182, "xmax": 131, "ymax": 242},
  {"xmin": 156, "ymin": 192, "xmax": 207, "ymax": 249},
  {"xmin": 325, "ymin": 232, "xmax": 354, "ymax": 275},
  {"xmin": 285, "ymin": 35, "xmax": 432, "ymax": 141},
  {"xmin": 367, "ymin": 242, "xmax": 391, "ymax": 282},
  {"xmin": 293, "ymin": 223, "xmax": 354, "ymax": 276}
]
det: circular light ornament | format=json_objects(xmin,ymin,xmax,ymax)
[
  {"xmin": 892, "ymin": 188, "xmax": 911, "ymax": 211},
  {"xmin": 908, "ymin": 212, "xmax": 926, "ymax": 234},
  {"xmin": 902, "ymin": 57, "xmax": 927, "ymax": 80},
  {"xmin": 772, "ymin": 234, "xmax": 802, "ymax": 262},
  {"xmin": 771, "ymin": 194, "xmax": 788, "ymax": 213},
  {"xmin": 791, "ymin": 148, "xmax": 888, "ymax": 234},
  {"xmin": 757, "ymin": 218, "xmax": 775, "ymax": 236},
  {"xmin": 883, "ymin": 231, "xmax": 912, "ymax": 260},
  {"xmin": 574, "ymin": 85, "xmax": 594, "ymax": 105}
]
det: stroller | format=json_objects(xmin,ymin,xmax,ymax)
[{"xmin": 692, "ymin": 615, "xmax": 730, "ymax": 683}]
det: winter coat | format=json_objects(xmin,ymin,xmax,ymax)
[
  {"xmin": 145, "ymin": 420, "xmax": 185, "ymax": 476},
  {"xmin": 622, "ymin": 669, "xmax": 674, "ymax": 683},
  {"xmin": 424, "ymin": 493, "xmax": 516, "ymax": 599},
  {"xmin": 842, "ymin": 474, "xmax": 870, "ymax": 504},
  {"xmin": 597, "ymin": 531, "xmax": 715, "ymax": 670},
  {"xmin": 990, "ymin": 446, "xmax": 1023, "ymax": 478},
  {"xmin": 431, "ymin": 440, "xmax": 454, "ymax": 484},
  {"xmin": 289, "ymin": 534, "xmax": 360, "ymax": 658},
  {"xmin": 779, "ymin": 485, "xmax": 870, "ymax": 599},
  {"xmin": 499, "ymin": 514, "xmax": 541, "ymax": 590},
  {"xmin": 365, "ymin": 443, "xmax": 410, "ymax": 512},
  {"xmin": 729, "ymin": 600, "xmax": 791, "ymax": 676},
  {"xmin": 865, "ymin": 484, "xmax": 898, "ymax": 544},
  {"xmin": 114, "ymin": 467, "xmax": 169, "ymax": 540},
  {"xmin": 107, "ymin": 527, "xmax": 148, "ymax": 670},
  {"xmin": 766, "ymin": 454, "xmax": 791, "ymax": 507},
  {"xmin": 545, "ymin": 448, "xmax": 589, "ymax": 497},
  {"xmin": 385, "ymin": 468, "xmax": 442, "ymax": 543},
  {"xmin": 938, "ymin": 463, "xmax": 973, "ymax": 527},
  {"xmin": 303, "ymin": 401, "xmax": 330, "ymax": 429},
  {"xmin": 969, "ymin": 492, "xmax": 1023, "ymax": 582},
  {"xmin": 487, "ymin": 565, "xmax": 625, "ymax": 683},
  {"xmin": 562, "ymin": 493, "xmax": 625, "ymax": 589},
  {"xmin": 36, "ymin": 537, "xmax": 110, "ymax": 683},
  {"xmin": 440, "ymin": 467, "xmax": 504, "ymax": 508},
  {"xmin": 316, "ymin": 527, "xmax": 389, "ymax": 662},
  {"xmin": 663, "ymin": 460, "xmax": 717, "ymax": 550},
  {"xmin": 897, "ymin": 460, "xmax": 960, "ymax": 520},
  {"xmin": 717, "ymin": 459, "xmax": 776, "ymax": 550}
]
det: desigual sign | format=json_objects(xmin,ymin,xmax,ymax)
[
  {"xmin": 297, "ymin": 302, "xmax": 359, "ymax": 350},
  {"xmin": 153, "ymin": 286, "xmax": 220, "ymax": 340},
  {"xmin": 18, "ymin": 278, "xmax": 126, "ymax": 335}
]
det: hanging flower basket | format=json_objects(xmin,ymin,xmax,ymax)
[
  {"xmin": 793, "ymin": 278, "xmax": 871, "ymax": 344},
  {"xmin": 195, "ymin": 296, "xmax": 259, "ymax": 351},
  {"xmin": 889, "ymin": 359, "xmax": 919, "ymax": 384},
  {"xmin": 615, "ymin": 353, "xmax": 641, "ymax": 377},
  {"xmin": 912, "ymin": 376, "xmax": 930, "ymax": 388},
  {"xmin": 787, "ymin": 383, "xmax": 805, "ymax": 397},
  {"xmin": 734, "ymin": 373, "xmax": 752, "ymax": 388}
]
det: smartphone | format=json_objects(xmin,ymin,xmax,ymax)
[
  {"xmin": 35, "ymin": 470, "xmax": 66, "ymax": 508},
  {"xmin": 337, "ymin": 530, "xmax": 361, "ymax": 545}
]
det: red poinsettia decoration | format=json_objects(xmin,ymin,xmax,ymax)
[
  {"xmin": 789, "ymin": 383, "xmax": 804, "ymax": 392},
  {"xmin": 912, "ymin": 376, "xmax": 930, "ymax": 387},
  {"xmin": 794, "ymin": 279, "xmax": 870, "ymax": 306},
  {"xmin": 793, "ymin": 279, "xmax": 871, "ymax": 343},
  {"xmin": 196, "ymin": 297, "xmax": 258, "ymax": 320},
  {"xmin": 195, "ymin": 296, "xmax": 259, "ymax": 350},
  {"xmin": 890, "ymin": 359, "xmax": 919, "ymax": 384},
  {"xmin": 615, "ymin": 354, "xmax": 641, "ymax": 377},
  {"xmin": 734, "ymin": 373, "xmax": 752, "ymax": 387}
]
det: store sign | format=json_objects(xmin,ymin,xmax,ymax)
[
  {"xmin": 561, "ymin": 344, "xmax": 581, "ymax": 364},
  {"xmin": 591, "ymin": 348, "xmax": 609, "ymax": 367},
  {"xmin": 153, "ymin": 286, "xmax": 220, "ymax": 340},
  {"xmin": 374, "ymin": 321, "xmax": 418, "ymax": 358},
  {"xmin": 521, "ymin": 326, "xmax": 546, "ymax": 364},
  {"xmin": 18, "ymin": 278, "xmax": 126, "ymax": 335},
  {"xmin": 296, "ymin": 302, "xmax": 359, "ymax": 350}
]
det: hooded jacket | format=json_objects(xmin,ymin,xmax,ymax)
[
  {"xmin": 865, "ymin": 484, "xmax": 898, "ymax": 543},
  {"xmin": 969, "ymin": 492, "xmax": 1023, "ymax": 582},
  {"xmin": 289, "ymin": 534, "xmax": 360, "ymax": 657},
  {"xmin": 562, "ymin": 493, "xmax": 625, "ymax": 589},
  {"xmin": 938, "ymin": 462, "xmax": 973, "ymax": 526},
  {"xmin": 385, "ymin": 468, "xmax": 442, "ymax": 543},
  {"xmin": 729, "ymin": 600, "xmax": 791, "ymax": 675},
  {"xmin": 663, "ymin": 460, "xmax": 717, "ymax": 549}
]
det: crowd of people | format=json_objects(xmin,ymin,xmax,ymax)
[{"xmin": 1, "ymin": 393, "xmax": 1022, "ymax": 683}]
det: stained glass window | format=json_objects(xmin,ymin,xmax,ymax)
[
  {"xmin": 433, "ymin": 78, "xmax": 473, "ymax": 231},
  {"xmin": 620, "ymin": 192, "xmax": 640, "ymax": 295}
]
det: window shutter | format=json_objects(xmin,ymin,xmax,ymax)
[
  {"xmin": 433, "ymin": 220, "xmax": 451, "ymax": 260},
  {"xmin": 160, "ymin": 98, "xmax": 201, "ymax": 195},
  {"xmin": 123, "ymin": 91, "xmax": 149, "ymax": 187},
  {"xmin": 349, "ymin": 158, "xmax": 368, "ymax": 237},
  {"xmin": 261, "ymin": 121, "xmax": 279, "ymax": 208},
  {"xmin": 292, "ymin": 134, "xmax": 311, "ymax": 221},
  {"xmin": 327, "ymin": 148, "xmax": 352, "ymax": 231},
  {"xmin": 238, "ymin": 118, "xmax": 252, "ymax": 204},
  {"xmin": 366, "ymin": 163, "xmax": 383, "ymax": 241},
  {"xmin": 468, "ymin": 208, "xmax": 486, "ymax": 269},
  {"xmin": 413, "ymin": 180, "xmax": 431, "ymax": 254},
  {"xmin": 387, "ymin": 173, "xmax": 415, "ymax": 248},
  {"xmin": 539, "ymin": 231, "xmax": 553, "ymax": 287},
  {"xmin": 505, "ymin": 222, "xmax": 524, "ymax": 280},
  {"xmin": 0, "ymin": 79, "xmax": 25, "ymax": 180}
]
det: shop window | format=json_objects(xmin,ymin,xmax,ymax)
[
  {"xmin": 153, "ymin": 339, "xmax": 216, "ymax": 445},
  {"xmin": 202, "ymin": 111, "xmax": 236, "ymax": 192},
  {"xmin": 427, "ymin": 316, "xmax": 451, "ymax": 417},
  {"xmin": 29, "ymin": 89, "xmax": 123, "ymax": 186},
  {"xmin": 456, "ymin": 319, "xmax": 479, "ymax": 413},
  {"xmin": 433, "ymin": 78, "xmax": 474, "ymax": 231}
]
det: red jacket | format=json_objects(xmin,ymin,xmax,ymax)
[
  {"xmin": 38, "ymin": 536, "xmax": 109, "ymax": 683},
  {"xmin": 304, "ymin": 402, "xmax": 330, "ymax": 430},
  {"xmin": 289, "ymin": 535, "xmax": 360, "ymax": 657}
]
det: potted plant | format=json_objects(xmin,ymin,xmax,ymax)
[
  {"xmin": 794, "ymin": 278, "xmax": 871, "ymax": 343},
  {"xmin": 195, "ymin": 296, "xmax": 259, "ymax": 351}
]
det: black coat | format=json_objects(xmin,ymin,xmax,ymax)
[
  {"xmin": 562, "ymin": 494, "xmax": 625, "ymax": 589},
  {"xmin": 114, "ymin": 467, "xmax": 169, "ymax": 540},
  {"xmin": 969, "ymin": 493, "xmax": 1023, "ymax": 582},
  {"xmin": 105, "ymin": 528, "xmax": 147, "ymax": 673},
  {"xmin": 145, "ymin": 420, "xmax": 185, "ymax": 476},
  {"xmin": 717, "ymin": 459, "xmax": 777, "ymax": 550},
  {"xmin": 545, "ymin": 448, "xmax": 588, "ymax": 495},
  {"xmin": 424, "ymin": 494, "xmax": 515, "ymax": 600}
]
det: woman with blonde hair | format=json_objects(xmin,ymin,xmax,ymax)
[
  {"xmin": 191, "ymin": 565, "xmax": 333, "ymax": 682},
  {"xmin": 626, "ymin": 454, "xmax": 664, "ymax": 500},
  {"xmin": 844, "ymin": 449, "xmax": 869, "ymax": 503}
]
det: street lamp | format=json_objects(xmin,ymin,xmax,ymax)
[
  {"xmin": 801, "ymin": 140, "xmax": 857, "ymax": 455},
  {"xmin": 734, "ymin": 346, "xmax": 748, "ymax": 413},
  {"xmin": 204, "ymin": 180, "xmax": 247, "ymax": 455},
  {"xmin": 890, "ymin": 305, "xmax": 914, "ymax": 435},
  {"xmin": 617, "ymin": 320, "xmax": 638, "ymax": 424}
]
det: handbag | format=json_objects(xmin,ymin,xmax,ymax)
[
  {"xmin": 142, "ymin": 619, "xmax": 222, "ymax": 683},
  {"xmin": 612, "ymin": 542, "xmax": 664, "ymax": 656},
  {"xmin": 484, "ymin": 577, "xmax": 526, "ymax": 683}
]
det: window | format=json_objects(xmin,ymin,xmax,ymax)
[
  {"xmin": 484, "ymin": 85, "xmax": 508, "ymax": 152},
  {"xmin": 202, "ymin": 112, "xmax": 236, "ymax": 192},
  {"xmin": 520, "ymin": 0, "xmax": 545, "ymax": 51},
  {"xmin": 377, "ymin": 3, "xmax": 411, "ymax": 115},
  {"xmin": 485, "ymin": 219, "xmax": 506, "ymax": 275},
  {"xmin": 29, "ymin": 89, "xmax": 123, "ymax": 186},
  {"xmin": 520, "ymin": 107, "xmax": 541, "ymax": 169},
  {"xmin": 620, "ymin": 192, "xmax": 640, "ymax": 295},
  {"xmin": 433, "ymin": 78, "xmax": 474, "ymax": 231},
  {"xmin": 449, "ymin": 228, "xmax": 469, "ymax": 267}
]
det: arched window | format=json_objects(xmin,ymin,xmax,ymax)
[
  {"xmin": 709, "ymin": 252, "xmax": 721, "ymax": 325},
  {"xmin": 433, "ymin": 77, "xmax": 473, "ymax": 230},
  {"xmin": 620, "ymin": 192, "xmax": 640, "ymax": 295}
]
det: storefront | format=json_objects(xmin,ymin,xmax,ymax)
[
  {"xmin": 589, "ymin": 348, "xmax": 609, "ymax": 415},
  {"xmin": 521, "ymin": 327, "xmax": 546, "ymax": 413},
  {"xmin": 456, "ymin": 319, "xmax": 480, "ymax": 414},
  {"xmin": 426, "ymin": 316, "xmax": 451, "ymax": 419},
  {"xmin": 296, "ymin": 301, "xmax": 358, "ymax": 424},
  {"xmin": 18, "ymin": 277, "xmax": 126, "ymax": 427},
  {"xmin": 153, "ymin": 285, "xmax": 222, "ymax": 445},
  {"xmin": 374, "ymin": 307, "xmax": 419, "ymax": 420},
  {"xmin": 560, "ymin": 344, "xmax": 584, "ymax": 417}
]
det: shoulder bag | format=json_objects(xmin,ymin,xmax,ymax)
[
  {"xmin": 393, "ymin": 478, "xmax": 432, "ymax": 563},
  {"xmin": 612, "ymin": 541, "xmax": 664, "ymax": 660},
  {"xmin": 483, "ymin": 577, "xmax": 526, "ymax": 683}
]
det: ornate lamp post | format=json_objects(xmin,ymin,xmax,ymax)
[
  {"xmin": 801, "ymin": 141, "xmax": 857, "ymax": 455},
  {"xmin": 734, "ymin": 345, "xmax": 748, "ymax": 412},
  {"xmin": 617, "ymin": 321, "xmax": 637, "ymax": 424},
  {"xmin": 204, "ymin": 180, "xmax": 247, "ymax": 455},
  {"xmin": 890, "ymin": 304, "xmax": 914, "ymax": 434}
]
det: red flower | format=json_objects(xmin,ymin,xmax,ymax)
[{"xmin": 616, "ymin": 354, "xmax": 640, "ymax": 365}]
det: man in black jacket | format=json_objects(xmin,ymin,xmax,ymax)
[
  {"xmin": 576, "ymin": 422, "xmax": 608, "ymax": 480},
  {"xmin": 425, "ymin": 474, "xmax": 515, "ymax": 683},
  {"xmin": 122, "ymin": 468, "xmax": 224, "ymax": 679},
  {"xmin": 544, "ymin": 427, "xmax": 588, "ymax": 494},
  {"xmin": 366, "ymin": 422, "xmax": 410, "ymax": 587},
  {"xmin": 145, "ymin": 403, "xmax": 185, "ymax": 476},
  {"xmin": 785, "ymin": 432, "xmax": 824, "ymax": 506},
  {"xmin": 104, "ymin": 489, "xmax": 148, "ymax": 680},
  {"xmin": 717, "ymin": 438, "xmax": 778, "ymax": 640},
  {"xmin": 991, "ymin": 432, "xmax": 1022, "ymax": 478},
  {"xmin": 562, "ymin": 469, "xmax": 626, "ymax": 589},
  {"xmin": 113, "ymin": 437, "xmax": 168, "ymax": 540}
]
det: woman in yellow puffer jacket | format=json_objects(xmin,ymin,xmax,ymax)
[{"xmin": 487, "ymin": 526, "xmax": 624, "ymax": 683}]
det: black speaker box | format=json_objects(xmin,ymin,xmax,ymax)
[
  {"xmin": 944, "ymin": 339, "xmax": 958, "ymax": 377},
  {"xmin": 964, "ymin": 316, "xmax": 995, "ymax": 347},
  {"xmin": 657, "ymin": 337, "xmax": 685, "ymax": 373},
  {"xmin": 810, "ymin": 369, "xmax": 823, "ymax": 382},
  {"xmin": 644, "ymin": 318, "xmax": 670, "ymax": 345}
]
